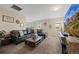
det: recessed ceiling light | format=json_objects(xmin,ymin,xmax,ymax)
[{"xmin": 50, "ymin": 6, "xmax": 61, "ymax": 11}]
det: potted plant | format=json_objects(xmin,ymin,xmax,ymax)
[{"xmin": 0, "ymin": 31, "xmax": 5, "ymax": 38}]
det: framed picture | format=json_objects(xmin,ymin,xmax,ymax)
[
  {"xmin": 2, "ymin": 15, "xmax": 14, "ymax": 23},
  {"xmin": 43, "ymin": 22, "xmax": 47, "ymax": 26}
]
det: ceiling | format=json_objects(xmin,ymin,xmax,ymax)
[{"xmin": 0, "ymin": 4, "xmax": 70, "ymax": 22}]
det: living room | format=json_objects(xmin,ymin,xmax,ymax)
[
  {"xmin": 0, "ymin": 4, "xmax": 79, "ymax": 54},
  {"xmin": 0, "ymin": 4, "xmax": 67, "ymax": 54}
]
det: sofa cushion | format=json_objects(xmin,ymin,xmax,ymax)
[{"xmin": 19, "ymin": 30, "xmax": 24, "ymax": 36}]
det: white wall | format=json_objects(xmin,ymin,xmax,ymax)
[
  {"xmin": 41, "ymin": 17, "xmax": 64, "ymax": 36},
  {"xmin": 0, "ymin": 8, "xmax": 26, "ymax": 33}
]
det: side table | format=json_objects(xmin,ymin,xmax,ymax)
[
  {"xmin": 0, "ymin": 38, "xmax": 5, "ymax": 47},
  {"xmin": 0, "ymin": 37, "xmax": 11, "ymax": 46}
]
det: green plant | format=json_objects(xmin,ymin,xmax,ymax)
[{"xmin": 0, "ymin": 31, "xmax": 5, "ymax": 38}]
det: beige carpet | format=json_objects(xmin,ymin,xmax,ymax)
[{"xmin": 0, "ymin": 36, "xmax": 62, "ymax": 54}]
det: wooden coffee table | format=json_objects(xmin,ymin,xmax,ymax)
[{"xmin": 25, "ymin": 36, "xmax": 43, "ymax": 48}]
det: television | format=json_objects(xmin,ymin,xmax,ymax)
[{"xmin": 64, "ymin": 4, "xmax": 79, "ymax": 37}]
